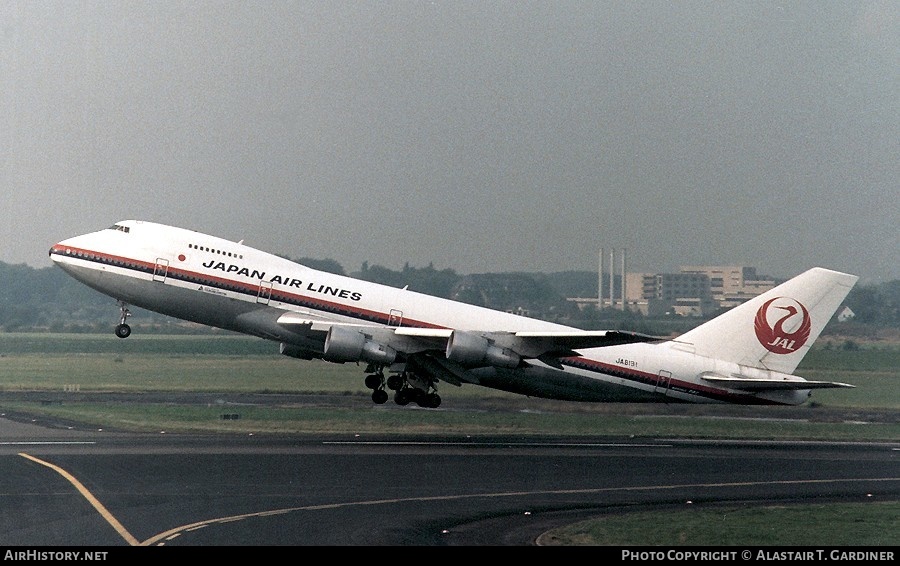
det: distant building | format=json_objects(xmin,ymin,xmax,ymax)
[
  {"xmin": 836, "ymin": 306, "xmax": 855, "ymax": 322},
  {"xmin": 678, "ymin": 266, "xmax": 779, "ymax": 309},
  {"xmin": 570, "ymin": 265, "xmax": 782, "ymax": 317},
  {"xmin": 624, "ymin": 271, "xmax": 717, "ymax": 316}
]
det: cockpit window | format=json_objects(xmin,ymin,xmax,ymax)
[{"xmin": 107, "ymin": 224, "xmax": 131, "ymax": 233}]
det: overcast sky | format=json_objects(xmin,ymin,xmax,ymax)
[{"xmin": 2, "ymin": 1, "xmax": 897, "ymax": 284}]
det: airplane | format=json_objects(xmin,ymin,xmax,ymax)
[{"xmin": 49, "ymin": 220, "xmax": 859, "ymax": 408}]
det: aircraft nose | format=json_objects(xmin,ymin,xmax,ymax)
[
  {"xmin": 49, "ymin": 236, "xmax": 80, "ymax": 262},
  {"xmin": 49, "ymin": 242, "xmax": 66, "ymax": 262}
]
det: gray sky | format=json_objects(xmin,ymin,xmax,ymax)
[{"xmin": 2, "ymin": 1, "xmax": 897, "ymax": 284}]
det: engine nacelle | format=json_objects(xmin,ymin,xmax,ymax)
[
  {"xmin": 445, "ymin": 330, "xmax": 520, "ymax": 368},
  {"xmin": 323, "ymin": 326, "xmax": 396, "ymax": 365}
]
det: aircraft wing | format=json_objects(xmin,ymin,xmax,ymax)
[
  {"xmin": 276, "ymin": 312, "xmax": 661, "ymax": 360},
  {"xmin": 700, "ymin": 375, "xmax": 855, "ymax": 391},
  {"xmin": 503, "ymin": 330, "xmax": 662, "ymax": 357},
  {"xmin": 392, "ymin": 327, "xmax": 662, "ymax": 358}
]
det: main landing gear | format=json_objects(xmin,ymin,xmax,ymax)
[
  {"xmin": 365, "ymin": 369, "xmax": 442, "ymax": 409},
  {"xmin": 115, "ymin": 301, "xmax": 132, "ymax": 339}
]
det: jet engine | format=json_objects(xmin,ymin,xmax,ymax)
[
  {"xmin": 445, "ymin": 330, "xmax": 520, "ymax": 368},
  {"xmin": 323, "ymin": 326, "xmax": 397, "ymax": 365}
]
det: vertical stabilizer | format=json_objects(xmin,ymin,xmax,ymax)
[{"xmin": 671, "ymin": 268, "xmax": 858, "ymax": 374}]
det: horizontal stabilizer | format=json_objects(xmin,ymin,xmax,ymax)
[{"xmin": 700, "ymin": 375, "xmax": 855, "ymax": 391}]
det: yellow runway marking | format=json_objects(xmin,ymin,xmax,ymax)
[{"xmin": 18, "ymin": 453, "xmax": 140, "ymax": 546}]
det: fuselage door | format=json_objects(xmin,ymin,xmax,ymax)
[
  {"xmin": 655, "ymin": 370, "xmax": 672, "ymax": 396},
  {"xmin": 388, "ymin": 309, "xmax": 403, "ymax": 327},
  {"xmin": 258, "ymin": 280, "xmax": 273, "ymax": 305},
  {"xmin": 153, "ymin": 258, "xmax": 169, "ymax": 282}
]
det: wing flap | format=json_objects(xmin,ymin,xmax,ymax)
[
  {"xmin": 394, "ymin": 328, "xmax": 454, "ymax": 338},
  {"xmin": 406, "ymin": 353, "xmax": 475, "ymax": 387},
  {"xmin": 276, "ymin": 311, "xmax": 344, "ymax": 332}
]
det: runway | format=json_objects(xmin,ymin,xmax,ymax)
[{"xmin": 2, "ymin": 414, "xmax": 898, "ymax": 546}]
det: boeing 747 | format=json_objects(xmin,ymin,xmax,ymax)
[{"xmin": 50, "ymin": 220, "xmax": 858, "ymax": 408}]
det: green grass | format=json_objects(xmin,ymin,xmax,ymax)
[
  {"xmin": 4, "ymin": 400, "xmax": 898, "ymax": 440},
  {"xmin": 0, "ymin": 353, "xmax": 365, "ymax": 394},
  {"xmin": 540, "ymin": 501, "xmax": 899, "ymax": 546}
]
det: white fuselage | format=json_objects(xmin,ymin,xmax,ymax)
[{"xmin": 50, "ymin": 221, "xmax": 811, "ymax": 406}]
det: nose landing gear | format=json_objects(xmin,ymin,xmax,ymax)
[{"xmin": 115, "ymin": 301, "xmax": 132, "ymax": 338}]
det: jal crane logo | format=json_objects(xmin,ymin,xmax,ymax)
[{"xmin": 754, "ymin": 297, "xmax": 811, "ymax": 354}]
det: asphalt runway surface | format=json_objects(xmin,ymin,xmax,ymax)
[{"xmin": 1, "ymin": 398, "xmax": 898, "ymax": 547}]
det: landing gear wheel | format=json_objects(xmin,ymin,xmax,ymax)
[
  {"xmin": 394, "ymin": 389, "xmax": 411, "ymax": 406},
  {"xmin": 386, "ymin": 374, "xmax": 405, "ymax": 391},
  {"xmin": 372, "ymin": 389, "xmax": 388, "ymax": 404},
  {"xmin": 364, "ymin": 374, "xmax": 383, "ymax": 390},
  {"xmin": 425, "ymin": 393, "xmax": 441, "ymax": 408},
  {"xmin": 116, "ymin": 301, "xmax": 132, "ymax": 338}
]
